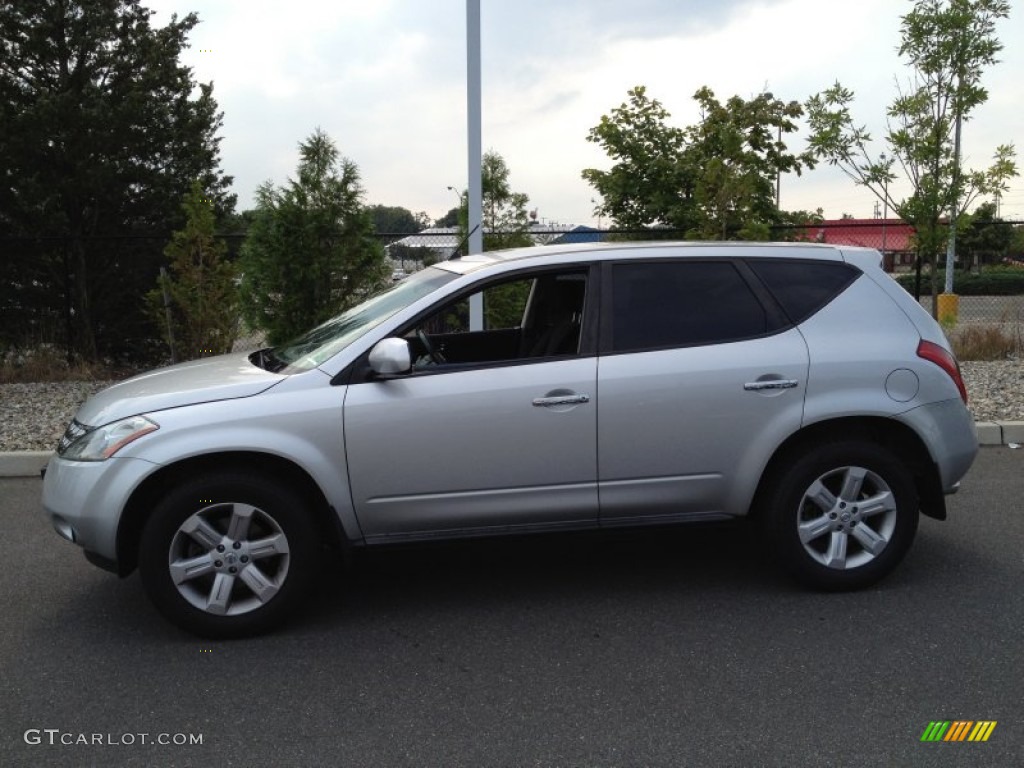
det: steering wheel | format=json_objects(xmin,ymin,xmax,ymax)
[{"xmin": 417, "ymin": 329, "xmax": 447, "ymax": 364}]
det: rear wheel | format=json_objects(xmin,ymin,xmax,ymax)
[
  {"xmin": 139, "ymin": 473, "xmax": 318, "ymax": 638},
  {"xmin": 761, "ymin": 441, "xmax": 919, "ymax": 590}
]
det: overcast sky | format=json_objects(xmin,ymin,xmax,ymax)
[{"xmin": 146, "ymin": 0, "xmax": 1024, "ymax": 225}]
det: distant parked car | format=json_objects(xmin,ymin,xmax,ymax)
[{"xmin": 42, "ymin": 242, "xmax": 977, "ymax": 637}]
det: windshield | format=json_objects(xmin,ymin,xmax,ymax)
[{"xmin": 262, "ymin": 267, "xmax": 457, "ymax": 373}]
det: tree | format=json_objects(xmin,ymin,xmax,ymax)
[
  {"xmin": 480, "ymin": 151, "xmax": 532, "ymax": 250},
  {"xmin": 435, "ymin": 207, "xmax": 460, "ymax": 228},
  {"xmin": 239, "ymin": 129, "xmax": 388, "ymax": 345},
  {"xmin": 957, "ymin": 201, "xmax": 1014, "ymax": 268},
  {"xmin": 217, "ymin": 209, "xmax": 258, "ymax": 261},
  {"xmin": 0, "ymin": 1, "xmax": 234, "ymax": 361},
  {"xmin": 368, "ymin": 205, "xmax": 425, "ymax": 234},
  {"xmin": 805, "ymin": 0, "xmax": 1017, "ymax": 310},
  {"xmin": 1013, "ymin": 226, "xmax": 1024, "ymax": 259},
  {"xmin": 454, "ymin": 150, "xmax": 532, "ymax": 252},
  {"xmin": 582, "ymin": 86, "xmax": 812, "ymax": 239},
  {"xmin": 687, "ymin": 87, "xmax": 812, "ymax": 240},
  {"xmin": 772, "ymin": 207, "xmax": 825, "ymax": 241},
  {"xmin": 582, "ymin": 87, "xmax": 693, "ymax": 232},
  {"xmin": 147, "ymin": 182, "xmax": 239, "ymax": 360},
  {"xmin": 444, "ymin": 152, "xmax": 533, "ymax": 325}
]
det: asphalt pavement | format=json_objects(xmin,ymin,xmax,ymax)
[{"xmin": 1, "ymin": 447, "xmax": 1022, "ymax": 767}]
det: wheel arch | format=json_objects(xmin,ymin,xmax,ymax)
[
  {"xmin": 751, "ymin": 416, "xmax": 945, "ymax": 522},
  {"xmin": 116, "ymin": 451, "xmax": 347, "ymax": 577}
]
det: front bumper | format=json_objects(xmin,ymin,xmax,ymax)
[{"xmin": 41, "ymin": 455, "xmax": 159, "ymax": 569}]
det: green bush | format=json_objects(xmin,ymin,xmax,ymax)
[{"xmin": 894, "ymin": 270, "xmax": 1024, "ymax": 296}]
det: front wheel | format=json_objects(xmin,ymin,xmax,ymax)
[
  {"xmin": 139, "ymin": 473, "xmax": 319, "ymax": 638},
  {"xmin": 761, "ymin": 441, "xmax": 919, "ymax": 590}
]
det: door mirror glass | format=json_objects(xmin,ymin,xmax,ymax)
[{"xmin": 368, "ymin": 338, "xmax": 412, "ymax": 376}]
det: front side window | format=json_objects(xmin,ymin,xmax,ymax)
[
  {"xmin": 610, "ymin": 261, "xmax": 768, "ymax": 353},
  {"xmin": 409, "ymin": 269, "xmax": 589, "ymax": 368},
  {"xmin": 421, "ymin": 278, "xmax": 534, "ymax": 335}
]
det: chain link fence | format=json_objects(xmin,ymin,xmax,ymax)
[{"xmin": 3, "ymin": 220, "xmax": 1022, "ymax": 369}]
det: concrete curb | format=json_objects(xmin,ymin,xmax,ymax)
[
  {"xmin": 975, "ymin": 421, "xmax": 1024, "ymax": 446},
  {"xmin": 0, "ymin": 451, "xmax": 53, "ymax": 478},
  {"xmin": 2, "ymin": 421, "xmax": 1022, "ymax": 478}
]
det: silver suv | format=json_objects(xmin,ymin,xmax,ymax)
[{"xmin": 42, "ymin": 242, "xmax": 978, "ymax": 637}]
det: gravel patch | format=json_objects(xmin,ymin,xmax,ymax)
[
  {"xmin": 0, "ymin": 381, "xmax": 116, "ymax": 453},
  {"xmin": 1, "ymin": 363, "xmax": 1021, "ymax": 453},
  {"xmin": 960, "ymin": 361, "xmax": 1024, "ymax": 422}
]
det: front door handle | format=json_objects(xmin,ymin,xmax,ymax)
[
  {"xmin": 743, "ymin": 379, "xmax": 799, "ymax": 391},
  {"xmin": 532, "ymin": 394, "xmax": 591, "ymax": 407}
]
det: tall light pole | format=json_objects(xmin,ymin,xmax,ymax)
[{"xmin": 466, "ymin": 0, "xmax": 483, "ymax": 329}]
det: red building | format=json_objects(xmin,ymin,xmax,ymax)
[{"xmin": 799, "ymin": 219, "xmax": 917, "ymax": 270}]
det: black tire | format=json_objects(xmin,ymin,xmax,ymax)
[
  {"xmin": 760, "ymin": 441, "xmax": 919, "ymax": 591},
  {"xmin": 139, "ymin": 473, "xmax": 319, "ymax": 638}
]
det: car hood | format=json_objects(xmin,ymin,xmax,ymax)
[{"xmin": 76, "ymin": 352, "xmax": 285, "ymax": 426}]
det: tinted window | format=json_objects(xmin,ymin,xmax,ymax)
[
  {"xmin": 748, "ymin": 260, "xmax": 858, "ymax": 324},
  {"xmin": 611, "ymin": 262, "xmax": 768, "ymax": 352}
]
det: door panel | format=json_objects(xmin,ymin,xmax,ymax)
[
  {"xmin": 597, "ymin": 329, "xmax": 808, "ymax": 522},
  {"xmin": 344, "ymin": 358, "xmax": 598, "ymax": 540}
]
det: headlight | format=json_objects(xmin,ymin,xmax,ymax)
[{"xmin": 60, "ymin": 416, "xmax": 159, "ymax": 461}]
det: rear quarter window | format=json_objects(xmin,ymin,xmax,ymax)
[{"xmin": 747, "ymin": 260, "xmax": 859, "ymax": 325}]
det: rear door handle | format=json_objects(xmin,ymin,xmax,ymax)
[
  {"xmin": 743, "ymin": 379, "xmax": 799, "ymax": 391},
  {"xmin": 532, "ymin": 394, "xmax": 590, "ymax": 407}
]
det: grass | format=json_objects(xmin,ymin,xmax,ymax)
[
  {"xmin": 948, "ymin": 323, "xmax": 1022, "ymax": 361},
  {"xmin": 0, "ymin": 344, "xmax": 124, "ymax": 384}
]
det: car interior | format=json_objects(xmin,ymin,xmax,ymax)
[{"xmin": 406, "ymin": 270, "xmax": 587, "ymax": 368}]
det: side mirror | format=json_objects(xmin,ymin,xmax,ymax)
[{"xmin": 368, "ymin": 337, "xmax": 412, "ymax": 377}]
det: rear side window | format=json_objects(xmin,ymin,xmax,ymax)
[
  {"xmin": 611, "ymin": 262, "xmax": 768, "ymax": 352},
  {"xmin": 747, "ymin": 260, "xmax": 859, "ymax": 325}
]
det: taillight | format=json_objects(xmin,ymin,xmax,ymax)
[{"xmin": 917, "ymin": 339, "xmax": 968, "ymax": 404}]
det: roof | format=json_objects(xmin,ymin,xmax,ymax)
[
  {"xmin": 387, "ymin": 224, "xmax": 605, "ymax": 255},
  {"xmin": 432, "ymin": 240, "xmax": 861, "ymax": 276}
]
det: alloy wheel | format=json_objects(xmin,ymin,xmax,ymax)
[
  {"xmin": 795, "ymin": 465, "xmax": 898, "ymax": 570},
  {"xmin": 167, "ymin": 502, "xmax": 291, "ymax": 616}
]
